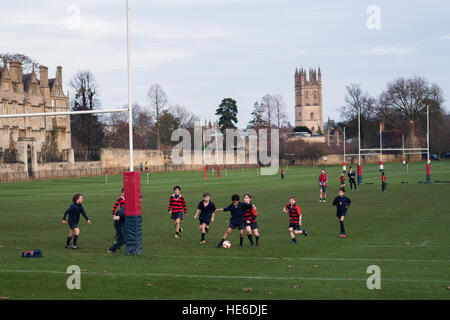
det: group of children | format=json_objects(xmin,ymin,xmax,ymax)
[{"xmin": 61, "ymin": 182, "xmax": 353, "ymax": 251}]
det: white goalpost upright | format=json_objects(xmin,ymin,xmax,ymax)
[{"xmin": 0, "ymin": 0, "xmax": 143, "ymax": 254}]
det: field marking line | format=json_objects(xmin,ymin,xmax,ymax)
[
  {"xmin": 0, "ymin": 269, "xmax": 447, "ymax": 284},
  {"xmin": 70, "ymin": 252, "xmax": 450, "ymax": 264}
]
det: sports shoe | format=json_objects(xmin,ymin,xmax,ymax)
[
  {"xmin": 323, "ymin": 200, "xmax": 326, "ymax": 203},
  {"xmin": 216, "ymin": 242, "xmax": 222, "ymax": 248},
  {"xmin": 339, "ymin": 234, "xmax": 346, "ymax": 238},
  {"xmin": 303, "ymin": 229, "xmax": 308, "ymax": 236},
  {"xmin": 65, "ymin": 244, "xmax": 72, "ymax": 249},
  {"xmin": 72, "ymin": 246, "xmax": 79, "ymax": 250},
  {"xmin": 179, "ymin": 227, "xmax": 184, "ymax": 234},
  {"xmin": 206, "ymin": 226, "xmax": 210, "ymax": 233},
  {"xmin": 175, "ymin": 234, "xmax": 180, "ymax": 239},
  {"xmin": 200, "ymin": 240, "xmax": 206, "ymax": 244},
  {"xmin": 319, "ymin": 200, "xmax": 322, "ymax": 203},
  {"xmin": 290, "ymin": 239, "xmax": 297, "ymax": 244},
  {"xmin": 107, "ymin": 250, "xmax": 114, "ymax": 254}
]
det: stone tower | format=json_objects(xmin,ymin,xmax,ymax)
[{"xmin": 294, "ymin": 67, "xmax": 324, "ymax": 134}]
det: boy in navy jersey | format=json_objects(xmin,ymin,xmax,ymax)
[
  {"xmin": 215, "ymin": 194, "xmax": 255, "ymax": 248},
  {"xmin": 168, "ymin": 186, "xmax": 188, "ymax": 238},
  {"xmin": 333, "ymin": 189, "xmax": 351, "ymax": 238},
  {"xmin": 243, "ymin": 193, "xmax": 259, "ymax": 247},
  {"xmin": 282, "ymin": 195, "xmax": 307, "ymax": 244},
  {"xmin": 62, "ymin": 193, "xmax": 91, "ymax": 249},
  {"xmin": 194, "ymin": 192, "xmax": 216, "ymax": 244}
]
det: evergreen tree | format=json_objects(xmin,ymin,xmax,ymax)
[{"xmin": 215, "ymin": 98, "xmax": 238, "ymax": 131}]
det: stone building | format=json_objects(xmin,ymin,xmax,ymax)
[
  {"xmin": 294, "ymin": 67, "xmax": 324, "ymax": 134},
  {"xmin": 0, "ymin": 60, "xmax": 73, "ymax": 177}
]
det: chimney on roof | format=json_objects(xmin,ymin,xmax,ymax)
[{"xmin": 39, "ymin": 65, "xmax": 49, "ymax": 88}]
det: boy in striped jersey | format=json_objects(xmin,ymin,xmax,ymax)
[
  {"xmin": 243, "ymin": 193, "xmax": 259, "ymax": 247},
  {"xmin": 168, "ymin": 186, "xmax": 188, "ymax": 238},
  {"xmin": 282, "ymin": 195, "xmax": 307, "ymax": 244},
  {"xmin": 111, "ymin": 188, "xmax": 125, "ymax": 242}
]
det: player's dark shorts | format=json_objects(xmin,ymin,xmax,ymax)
[
  {"xmin": 320, "ymin": 185, "xmax": 327, "ymax": 192},
  {"xmin": 289, "ymin": 222, "xmax": 301, "ymax": 230},
  {"xmin": 171, "ymin": 211, "xmax": 183, "ymax": 220},
  {"xmin": 337, "ymin": 211, "xmax": 347, "ymax": 218},
  {"xmin": 68, "ymin": 222, "xmax": 79, "ymax": 230},
  {"xmin": 199, "ymin": 218, "xmax": 211, "ymax": 226},
  {"xmin": 245, "ymin": 221, "xmax": 258, "ymax": 230},
  {"xmin": 228, "ymin": 221, "xmax": 244, "ymax": 230}
]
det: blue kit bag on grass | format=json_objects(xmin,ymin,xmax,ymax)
[{"xmin": 21, "ymin": 249, "xmax": 43, "ymax": 258}]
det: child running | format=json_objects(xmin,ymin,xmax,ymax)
[
  {"xmin": 215, "ymin": 194, "xmax": 255, "ymax": 248},
  {"xmin": 243, "ymin": 193, "xmax": 260, "ymax": 247},
  {"xmin": 340, "ymin": 172, "xmax": 346, "ymax": 192},
  {"xmin": 168, "ymin": 186, "xmax": 188, "ymax": 238},
  {"xmin": 62, "ymin": 193, "xmax": 91, "ymax": 249},
  {"xmin": 332, "ymin": 188, "xmax": 352, "ymax": 238},
  {"xmin": 194, "ymin": 192, "xmax": 216, "ymax": 244},
  {"xmin": 282, "ymin": 195, "xmax": 307, "ymax": 244}
]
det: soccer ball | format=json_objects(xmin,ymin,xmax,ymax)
[{"xmin": 222, "ymin": 240, "xmax": 231, "ymax": 248}]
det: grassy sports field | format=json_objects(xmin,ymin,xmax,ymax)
[{"xmin": 0, "ymin": 161, "xmax": 449, "ymax": 300}]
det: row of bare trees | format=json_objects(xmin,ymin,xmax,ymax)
[
  {"xmin": 338, "ymin": 76, "xmax": 449, "ymax": 155},
  {"xmin": 248, "ymin": 94, "xmax": 290, "ymax": 129},
  {"xmin": 70, "ymin": 72, "xmax": 199, "ymax": 154}
]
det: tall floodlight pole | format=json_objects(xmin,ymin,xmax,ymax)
[
  {"xmin": 427, "ymin": 105, "xmax": 430, "ymax": 163},
  {"xmin": 343, "ymin": 126, "xmax": 346, "ymax": 162},
  {"xmin": 357, "ymin": 103, "xmax": 362, "ymax": 184},
  {"xmin": 126, "ymin": 0, "xmax": 134, "ymax": 171},
  {"xmin": 426, "ymin": 105, "xmax": 431, "ymax": 184}
]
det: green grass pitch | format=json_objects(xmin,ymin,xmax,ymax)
[{"xmin": 0, "ymin": 161, "xmax": 449, "ymax": 300}]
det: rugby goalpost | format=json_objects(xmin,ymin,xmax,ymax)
[
  {"xmin": 0, "ymin": 0, "xmax": 143, "ymax": 254},
  {"xmin": 342, "ymin": 104, "xmax": 431, "ymax": 185}
]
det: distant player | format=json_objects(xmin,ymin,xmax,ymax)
[
  {"xmin": 381, "ymin": 171, "xmax": 387, "ymax": 192},
  {"xmin": 348, "ymin": 166, "xmax": 357, "ymax": 190},
  {"xmin": 62, "ymin": 193, "xmax": 91, "ymax": 249},
  {"xmin": 140, "ymin": 162, "xmax": 143, "ymax": 172},
  {"xmin": 168, "ymin": 186, "xmax": 188, "ymax": 238},
  {"xmin": 243, "ymin": 193, "xmax": 259, "ymax": 247},
  {"xmin": 145, "ymin": 161, "xmax": 149, "ymax": 173},
  {"xmin": 333, "ymin": 188, "xmax": 351, "ymax": 238},
  {"xmin": 318, "ymin": 169, "xmax": 328, "ymax": 203},
  {"xmin": 194, "ymin": 192, "xmax": 216, "ymax": 244},
  {"xmin": 107, "ymin": 202, "xmax": 126, "ymax": 254},
  {"xmin": 281, "ymin": 168, "xmax": 285, "ymax": 179},
  {"xmin": 282, "ymin": 195, "xmax": 307, "ymax": 244},
  {"xmin": 340, "ymin": 172, "xmax": 346, "ymax": 191},
  {"xmin": 111, "ymin": 188, "xmax": 125, "ymax": 241},
  {"xmin": 215, "ymin": 194, "xmax": 254, "ymax": 248}
]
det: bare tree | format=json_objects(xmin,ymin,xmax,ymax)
[
  {"xmin": 260, "ymin": 94, "xmax": 275, "ymax": 128},
  {"xmin": 272, "ymin": 94, "xmax": 288, "ymax": 128},
  {"xmin": 147, "ymin": 84, "xmax": 168, "ymax": 150},
  {"xmin": 340, "ymin": 83, "xmax": 378, "ymax": 147},
  {"xmin": 379, "ymin": 77, "xmax": 443, "ymax": 124},
  {"xmin": 171, "ymin": 104, "xmax": 199, "ymax": 129},
  {"xmin": 0, "ymin": 52, "xmax": 39, "ymax": 73}
]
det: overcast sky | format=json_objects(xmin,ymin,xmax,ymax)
[{"xmin": 1, "ymin": 0, "xmax": 449, "ymax": 127}]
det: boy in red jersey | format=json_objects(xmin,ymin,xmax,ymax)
[
  {"xmin": 282, "ymin": 195, "xmax": 307, "ymax": 244},
  {"xmin": 243, "ymin": 193, "xmax": 260, "ymax": 247},
  {"xmin": 319, "ymin": 169, "xmax": 328, "ymax": 203},
  {"xmin": 381, "ymin": 171, "xmax": 387, "ymax": 192},
  {"xmin": 168, "ymin": 186, "xmax": 188, "ymax": 238},
  {"xmin": 340, "ymin": 173, "xmax": 346, "ymax": 192}
]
